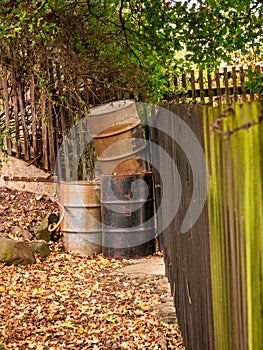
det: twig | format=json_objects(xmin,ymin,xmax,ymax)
[{"xmin": 213, "ymin": 105, "xmax": 263, "ymax": 139}]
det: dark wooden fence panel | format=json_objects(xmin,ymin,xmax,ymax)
[{"xmin": 153, "ymin": 104, "xmax": 214, "ymax": 350}]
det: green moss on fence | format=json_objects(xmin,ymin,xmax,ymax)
[{"xmin": 203, "ymin": 102, "xmax": 263, "ymax": 350}]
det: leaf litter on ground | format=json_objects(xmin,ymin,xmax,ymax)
[{"xmin": 0, "ymin": 186, "xmax": 184, "ymax": 349}]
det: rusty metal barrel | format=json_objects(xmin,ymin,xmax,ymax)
[
  {"xmin": 86, "ymin": 100, "xmax": 149, "ymax": 175},
  {"xmin": 97, "ymin": 138, "xmax": 149, "ymax": 175},
  {"xmin": 101, "ymin": 172, "xmax": 155, "ymax": 259},
  {"xmin": 87, "ymin": 100, "xmax": 139, "ymax": 134},
  {"xmin": 59, "ymin": 181, "xmax": 102, "ymax": 255}
]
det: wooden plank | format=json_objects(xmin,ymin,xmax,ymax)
[
  {"xmin": 100, "ymin": 81, "xmax": 106, "ymax": 103},
  {"xmin": 255, "ymin": 64, "xmax": 262, "ymax": 99},
  {"xmin": 226, "ymin": 141, "xmax": 243, "ymax": 349},
  {"xmin": 59, "ymin": 105, "xmax": 70, "ymax": 180},
  {"xmin": 199, "ymin": 70, "xmax": 205, "ymax": 103},
  {"xmin": 40, "ymin": 95, "xmax": 49, "ymax": 170},
  {"xmin": 181, "ymin": 73, "xmax": 187, "ymax": 102},
  {"xmin": 215, "ymin": 70, "xmax": 221, "ymax": 104},
  {"xmin": 1, "ymin": 56, "xmax": 12, "ymax": 155},
  {"xmin": 11, "ymin": 63, "xmax": 21, "ymax": 157},
  {"xmin": 77, "ymin": 108, "xmax": 88, "ymax": 180},
  {"xmin": 232, "ymin": 67, "xmax": 238, "ymax": 102},
  {"xmin": 248, "ymin": 66, "xmax": 254, "ymax": 101},
  {"xmin": 30, "ymin": 75, "xmax": 38, "ymax": 159},
  {"xmin": 47, "ymin": 61, "xmax": 56, "ymax": 173},
  {"xmin": 46, "ymin": 100, "xmax": 55, "ymax": 173},
  {"xmin": 241, "ymin": 103, "xmax": 263, "ymax": 350},
  {"xmin": 92, "ymin": 78, "xmax": 97, "ymax": 106},
  {"xmin": 223, "ymin": 67, "xmax": 230, "ymax": 104},
  {"xmin": 69, "ymin": 96, "xmax": 79, "ymax": 180},
  {"xmin": 116, "ymin": 81, "xmax": 122, "ymax": 100},
  {"xmin": 174, "ymin": 76, "xmax": 180, "ymax": 103},
  {"xmin": 191, "ymin": 70, "xmax": 196, "ymax": 101},
  {"xmin": 17, "ymin": 76, "xmax": 30, "ymax": 161},
  {"xmin": 3, "ymin": 175, "xmax": 56, "ymax": 182},
  {"xmin": 239, "ymin": 67, "xmax": 247, "ymax": 102},
  {"xmin": 83, "ymin": 77, "xmax": 90, "ymax": 109},
  {"xmin": 207, "ymin": 72, "xmax": 213, "ymax": 104},
  {"xmin": 55, "ymin": 62, "xmax": 70, "ymax": 180}
]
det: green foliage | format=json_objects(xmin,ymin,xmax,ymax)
[
  {"xmin": 0, "ymin": 0, "xmax": 58, "ymax": 44},
  {"xmin": 0, "ymin": 0, "xmax": 262, "ymax": 105},
  {"xmin": 245, "ymin": 67, "xmax": 263, "ymax": 94},
  {"xmin": 178, "ymin": 0, "xmax": 263, "ymax": 69}
]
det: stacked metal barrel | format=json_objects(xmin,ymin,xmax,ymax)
[
  {"xmin": 87, "ymin": 100, "xmax": 150, "ymax": 175},
  {"xmin": 87, "ymin": 100, "xmax": 155, "ymax": 259}
]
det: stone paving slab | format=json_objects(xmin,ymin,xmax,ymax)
[
  {"xmin": 120, "ymin": 256, "xmax": 166, "ymax": 276},
  {"xmin": 118, "ymin": 255, "xmax": 182, "ymax": 329}
]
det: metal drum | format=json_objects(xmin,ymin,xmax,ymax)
[
  {"xmin": 93, "ymin": 119, "xmax": 142, "ymax": 157},
  {"xmin": 60, "ymin": 181, "xmax": 102, "ymax": 255},
  {"xmin": 101, "ymin": 172, "xmax": 155, "ymax": 259},
  {"xmin": 97, "ymin": 138, "xmax": 150, "ymax": 175},
  {"xmin": 86, "ymin": 100, "xmax": 140, "ymax": 136},
  {"xmin": 86, "ymin": 100, "xmax": 149, "ymax": 175}
]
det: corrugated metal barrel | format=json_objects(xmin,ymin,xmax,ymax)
[
  {"xmin": 101, "ymin": 173, "xmax": 155, "ymax": 259},
  {"xmin": 87, "ymin": 100, "xmax": 149, "ymax": 175},
  {"xmin": 60, "ymin": 181, "xmax": 102, "ymax": 255}
]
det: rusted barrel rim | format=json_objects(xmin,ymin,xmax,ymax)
[
  {"xmin": 62, "ymin": 228, "xmax": 102, "ymax": 233},
  {"xmin": 101, "ymin": 171, "xmax": 153, "ymax": 179},
  {"xmin": 64, "ymin": 204, "xmax": 101, "ymax": 208},
  {"xmin": 97, "ymin": 142, "xmax": 147, "ymax": 162},
  {"xmin": 101, "ymin": 199, "xmax": 152, "ymax": 204},
  {"xmin": 101, "ymin": 227, "xmax": 155, "ymax": 233},
  {"xmin": 59, "ymin": 180, "xmax": 96, "ymax": 185},
  {"xmin": 92, "ymin": 119, "xmax": 141, "ymax": 139}
]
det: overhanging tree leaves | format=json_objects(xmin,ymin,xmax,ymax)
[
  {"xmin": 0, "ymin": 0, "xmax": 262, "ymax": 168},
  {"xmin": 0, "ymin": 0, "xmax": 262, "ymax": 101}
]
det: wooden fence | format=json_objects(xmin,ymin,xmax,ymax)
[
  {"xmin": 0, "ymin": 57, "xmax": 133, "ymax": 176},
  {"xmin": 164, "ymin": 63, "xmax": 263, "ymax": 104},
  {"xmin": 152, "ymin": 102, "xmax": 263, "ymax": 350},
  {"xmin": 0, "ymin": 62, "xmax": 262, "ymax": 175}
]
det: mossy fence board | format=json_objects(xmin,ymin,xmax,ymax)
[
  {"xmin": 154, "ymin": 102, "xmax": 263, "ymax": 350},
  {"xmin": 203, "ymin": 102, "xmax": 263, "ymax": 350}
]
